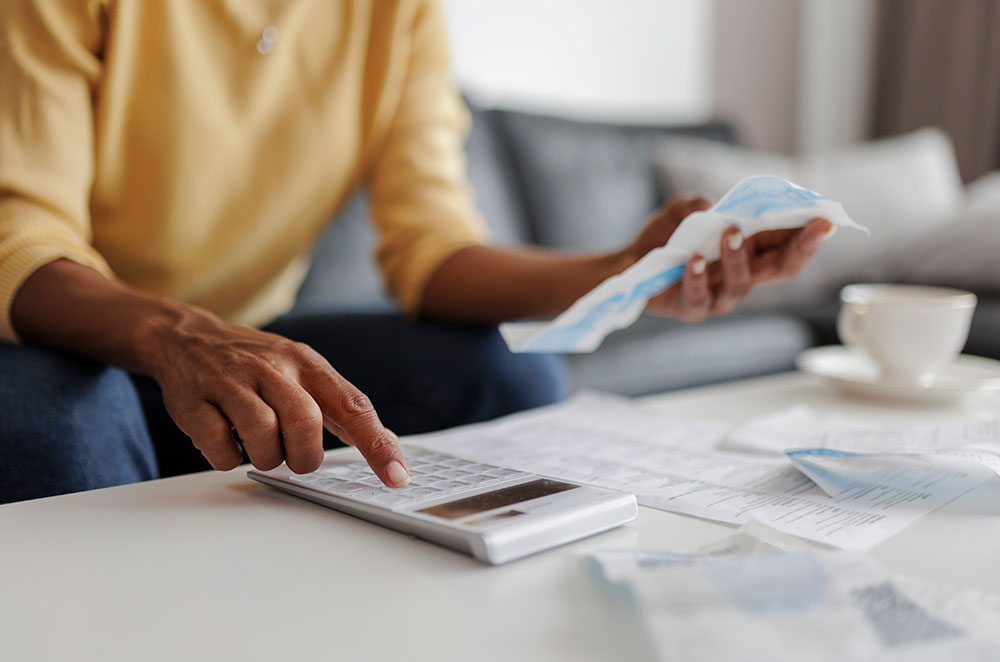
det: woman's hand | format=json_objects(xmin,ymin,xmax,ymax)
[
  {"xmin": 626, "ymin": 196, "xmax": 835, "ymax": 322},
  {"xmin": 138, "ymin": 309, "xmax": 410, "ymax": 485}
]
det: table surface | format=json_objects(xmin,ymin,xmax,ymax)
[{"xmin": 3, "ymin": 372, "xmax": 999, "ymax": 662}]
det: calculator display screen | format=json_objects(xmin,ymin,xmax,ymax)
[{"xmin": 417, "ymin": 479, "xmax": 578, "ymax": 520}]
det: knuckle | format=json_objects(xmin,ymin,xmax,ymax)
[
  {"xmin": 281, "ymin": 406, "xmax": 324, "ymax": 440},
  {"xmin": 255, "ymin": 363, "xmax": 290, "ymax": 384},
  {"xmin": 192, "ymin": 431, "xmax": 230, "ymax": 453},
  {"xmin": 291, "ymin": 342, "xmax": 327, "ymax": 370},
  {"xmin": 729, "ymin": 282, "xmax": 752, "ymax": 299},
  {"xmin": 246, "ymin": 409, "xmax": 279, "ymax": 435},
  {"xmin": 340, "ymin": 390, "xmax": 376, "ymax": 419},
  {"xmin": 365, "ymin": 432, "xmax": 398, "ymax": 459},
  {"xmin": 200, "ymin": 374, "xmax": 240, "ymax": 396},
  {"xmin": 730, "ymin": 251, "xmax": 750, "ymax": 267},
  {"xmin": 182, "ymin": 416, "xmax": 232, "ymax": 451},
  {"xmin": 165, "ymin": 397, "xmax": 202, "ymax": 426},
  {"xmin": 685, "ymin": 292, "xmax": 711, "ymax": 309}
]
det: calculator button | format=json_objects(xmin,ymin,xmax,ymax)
[{"xmin": 286, "ymin": 452, "xmax": 534, "ymax": 509}]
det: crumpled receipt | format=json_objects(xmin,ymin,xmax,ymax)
[
  {"xmin": 500, "ymin": 175, "xmax": 869, "ymax": 353},
  {"xmin": 587, "ymin": 523, "xmax": 1000, "ymax": 662}
]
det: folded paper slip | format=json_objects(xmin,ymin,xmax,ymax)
[{"xmin": 500, "ymin": 175, "xmax": 869, "ymax": 353}]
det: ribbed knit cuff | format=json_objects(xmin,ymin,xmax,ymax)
[
  {"xmin": 390, "ymin": 237, "xmax": 486, "ymax": 318},
  {"xmin": 0, "ymin": 244, "xmax": 112, "ymax": 343}
]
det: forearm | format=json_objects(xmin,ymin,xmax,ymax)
[
  {"xmin": 12, "ymin": 259, "xmax": 409, "ymax": 483},
  {"xmin": 420, "ymin": 244, "xmax": 635, "ymax": 323},
  {"xmin": 10, "ymin": 258, "xmax": 212, "ymax": 376}
]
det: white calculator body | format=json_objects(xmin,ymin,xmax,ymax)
[{"xmin": 248, "ymin": 447, "xmax": 637, "ymax": 565}]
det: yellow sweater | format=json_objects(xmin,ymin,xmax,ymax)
[{"xmin": 0, "ymin": 0, "xmax": 487, "ymax": 342}]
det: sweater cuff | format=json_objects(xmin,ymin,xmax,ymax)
[
  {"xmin": 392, "ymin": 237, "xmax": 485, "ymax": 318},
  {"xmin": 0, "ymin": 243, "xmax": 112, "ymax": 343}
]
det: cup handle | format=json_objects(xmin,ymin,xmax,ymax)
[{"xmin": 837, "ymin": 303, "xmax": 868, "ymax": 348}]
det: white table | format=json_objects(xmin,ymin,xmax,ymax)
[{"xmin": 2, "ymin": 372, "xmax": 999, "ymax": 662}]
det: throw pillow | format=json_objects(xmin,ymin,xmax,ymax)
[
  {"xmin": 884, "ymin": 170, "xmax": 1000, "ymax": 295},
  {"xmin": 652, "ymin": 129, "xmax": 965, "ymax": 310}
]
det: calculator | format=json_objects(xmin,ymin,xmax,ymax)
[{"xmin": 248, "ymin": 447, "xmax": 637, "ymax": 565}]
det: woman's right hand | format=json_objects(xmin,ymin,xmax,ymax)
[{"xmin": 139, "ymin": 309, "xmax": 410, "ymax": 486}]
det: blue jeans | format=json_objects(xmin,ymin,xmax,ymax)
[{"xmin": 0, "ymin": 313, "xmax": 567, "ymax": 504}]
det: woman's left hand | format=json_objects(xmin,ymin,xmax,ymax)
[{"xmin": 625, "ymin": 196, "xmax": 835, "ymax": 323}]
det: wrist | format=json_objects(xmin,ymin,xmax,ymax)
[
  {"xmin": 131, "ymin": 302, "xmax": 218, "ymax": 379},
  {"xmin": 610, "ymin": 245, "xmax": 640, "ymax": 275}
]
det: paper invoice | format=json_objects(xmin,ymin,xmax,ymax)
[
  {"xmin": 500, "ymin": 175, "xmax": 868, "ymax": 354},
  {"xmin": 407, "ymin": 394, "xmax": 991, "ymax": 550},
  {"xmin": 724, "ymin": 406, "xmax": 1000, "ymax": 480}
]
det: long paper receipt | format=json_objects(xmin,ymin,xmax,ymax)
[
  {"xmin": 589, "ymin": 528, "xmax": 1000, "ymax": 662},
  {"xmin": 500, "ymin": 175, "xmax": 868, "ymax": 353}
]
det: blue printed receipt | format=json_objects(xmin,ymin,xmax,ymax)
[{"xmin": 500, "ymin": 175, "xmax": 868, "ymax": 353}]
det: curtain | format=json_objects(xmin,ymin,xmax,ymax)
[{"xmin": 873, "ymin": 0, "xmax": 1000, "ymax": 182}]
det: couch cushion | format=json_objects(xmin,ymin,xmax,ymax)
[
  {"xmin": 883, "ymin": 171, "xmax": 1000, "ymax": 298},
  {"xmin": 495, "ymin": 109, "xmax": 736, "ymax": 251},
  {"xmin": 565, "ymin": 313, "xmax": 814, "ymax": 396},
  {"xmin": 967, "ymin": 298, "xmax": 1000, "ymax": 360},
  {"xmin": 463, "ymin": 103, "xmax": 533, "ymax": 244},
  {"xmin": 293, "ymin": 191, "xmax": 397, "ymax": 313},
  {"xmin": 295, "ymin": 101, "xmax": 532, "ymax": 312}
]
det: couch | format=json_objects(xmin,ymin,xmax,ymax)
[{"xmin": 292, "ymin": 102, "xmax": 1000, "ymax": 397}]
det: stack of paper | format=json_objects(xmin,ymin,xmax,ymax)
[{"xmin": 408, "ymin": 394, "xmax": 995, "ymax": 550}]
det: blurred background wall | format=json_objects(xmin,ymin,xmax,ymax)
[
  {"xmin": 442, "ymin": 0, "xmax": 999, "ymax": 181},
  {"xmin": 441, "ymin": 0, "xmax": 714, "ymax": 123}
]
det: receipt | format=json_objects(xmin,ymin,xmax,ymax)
[
  {"xmin": 725, "ymin": 407, "xmax": 1000, "ymax": 482},
  {"xmin": 589, "ymin": 534, "xmax": 1000, "ymax": 662},
  {"xmin": 785, "ymin": 448, "xmax": 996, "ymax": 498},
  {"xmin": 500, "ymin": 175, "xmax": 868, "ymax": 353}
]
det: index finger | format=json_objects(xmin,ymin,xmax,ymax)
[
  {"xmin": 306, "ymin": 369, "xmax": 410, "ymax": 488},
  {"xmin": 773, "ymin": 217, "xmax": 835, "ymax": 277}
]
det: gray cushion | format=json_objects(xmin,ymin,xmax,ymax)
[
  {"xmin": 463, "ymin": 103, "xmax": 533, "ymax": 244},
  {"xmin": 295, "ymin": 102, "xmax": 533, "ymax": 313},
  {"xmin": 293, "ymin": 192, "xmax": 396, "ymax": 313},
  {"xmin": 565, "ymin": 313, "xmax": 814, "ymax": 396},
  {"xmin": 967, "ymin": 298, "xmax": 1000, "ymax": 360},
  {"xmin": 495, "ymin": 110, "xmax": 737, "ymax": 251}
]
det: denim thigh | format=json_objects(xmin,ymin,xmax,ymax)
[
  {"xmin": 264, "ymin": 312, "xmax": 569, "ymax": 435},
  {"xmin": 0, "ymin": 344, "xmax": 157, "ymax": 503}
]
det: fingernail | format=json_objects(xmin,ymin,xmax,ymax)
[
  {"xmin": 386, "ymin": 460, "xmax": 410, "ymax": 488},
  {"xmin": 823, "ymin": 225, "xmax": 838, "ymax": 239},
  {"xmin": 692, "ymin": 258, "xmax": 707, "ymax": 275},
  {"xmin": 727, "ymin": 232, "xmax": 743, "ymax": 252}
]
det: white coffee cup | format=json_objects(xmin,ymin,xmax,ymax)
[{"xmin": 837, "ymin": 283, "xmax": 977, "ymax": 385}]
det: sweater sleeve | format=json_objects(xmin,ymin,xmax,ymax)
[
  {"xmin": 366, "ymin": 0, "xmax": 489, "ymax": 316},
  {"xmin": 0, "ymin": 0, "xmax": 113, "ymax": 343}
]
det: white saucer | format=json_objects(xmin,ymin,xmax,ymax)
[{"xmin": 796, "ymin": 345, "xmax": 1000, "ymax": 405}]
